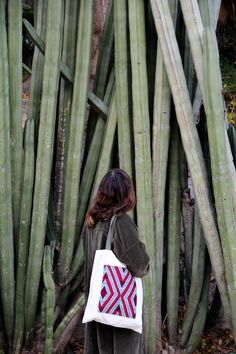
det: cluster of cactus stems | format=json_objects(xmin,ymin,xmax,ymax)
[{"xmin": 0, "ymin": 0, "xmax": 235, "ymax": 353}]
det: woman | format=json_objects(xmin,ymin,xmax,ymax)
[{"xmin": 83, "ymin": 168, "xmax": 150, "ymax": 354}]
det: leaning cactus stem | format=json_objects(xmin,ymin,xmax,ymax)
[{"xmin": 149, "ymin": 0, "xmax": 231, "ymax": 322}]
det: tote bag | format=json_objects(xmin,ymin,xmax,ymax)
[{"xmin": 82, "ymin": 216, "xmax": 143, "ymax": 333}]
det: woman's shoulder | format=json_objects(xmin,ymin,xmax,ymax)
[
  {"xmin": 116, "ymin": 213, "xmax": 137, "ymax": 232},
  {"xmin": 117, "ymin": 213, "xmax": 134, "ymax": 224}
]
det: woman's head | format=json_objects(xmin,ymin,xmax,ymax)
[{"xmin": 86, "ymin": 168, "xmax": 135, "ymax": 227}]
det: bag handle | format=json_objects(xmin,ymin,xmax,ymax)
[{"xmin": 105, "ymin": 215, "xmax": 117, "ymax": 250}]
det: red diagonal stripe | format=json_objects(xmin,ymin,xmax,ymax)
[{"xmin": 99, "ymin": 274, "xmax": 115, "ymax": 310}]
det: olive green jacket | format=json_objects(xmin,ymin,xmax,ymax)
[{"xmin": 83, "ymin": 214, "xmax": 150, "ymax": 354}]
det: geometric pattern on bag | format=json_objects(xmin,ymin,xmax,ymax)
[{"xmin": 98, "ymin": 265, "xmax": 137, "ymax": 319}]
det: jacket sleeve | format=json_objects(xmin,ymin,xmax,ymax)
[{"xmin": 111, "ymin": 214, "xmax": 150, "ymax": 277}]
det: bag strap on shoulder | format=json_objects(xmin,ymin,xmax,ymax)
[{"xmin": 105, "ymin": 215, "xmax": 117, "ymax": 250}]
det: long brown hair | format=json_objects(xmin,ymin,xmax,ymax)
[{"xmin": 86, "ymin": 169, "xmax": 135, "ymax": 227}]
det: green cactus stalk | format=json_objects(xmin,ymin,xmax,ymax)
[
  {"xmin": 152, "ymin": 1, "xmax": 177, "ymax": 344},
  {"xmin": 180, "ymin": 205, "xmax": 206, "ymax": 346},
  {"xmin": 203, "ymin": 27, "xmax": 236, "ymax": 338},
  {"xmin": 54, "ymin": 0, "xmax": 79, "ymax": 234},
  {"xmin": 191, "ymin": 0, "xmax": 221, "ymax": 122},
  {"xmin": 149, "ymin": 0, "xmax": 231, "ymax": 322},
  {"xmin": 198, "ymin": 0, "xmax": 236, "ymax": 207},
  {"xmin": 93, "ymin": 0, "xmax": 113, "ymax": 98},
  {"xmin": 128, "ymin": 0, "xmax": 157, "ymax": 350},
  {"xmin": 43, "ymin": 245, "xmax": 55, "ymax": 354},
  {"xmin": 152, "ymin": 44, "xmax": 171, "ymax": 345},
  {"xmin": 152, "ymin": 44, "xmax": 171, "ymax": 347},
  {"xmin": 83, "ymin": 0, "xmax": 114, "ymax": 158},
  {"xmin": 24, "ymin": 0, "xmax": 63, "ymax": 341},
  {"xmin": 14, "ymin": 119, "xmax": 35, "ymax": 352},
  {"xmin": 27, "ymin": 0, "xmax": 47, "ymax": 130},
  {"xmin": 198, "ymin": 0, "xmax": 221, "ymax": 29},
  {"xmin": 15, "ymin": 0, "xmax": 45, "ymax": 347},
  {"xmin": 0, "ymin": 0, "xmax": 15, "ymax": 341},
  {"xmin": 7, "ymin": 0, "xmax": 23, "ymax": 237},
  {"xmin": 57, "ymin": 0, "xmax": 94, "ymax": 284},
  {"xmin": 166, "ymin": 117, "xmax": 181, "ymax": 344},
  {"xmin": 114, "ymin": 0, "xmax": 132, "ymax": 177}
]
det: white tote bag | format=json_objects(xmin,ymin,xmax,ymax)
[{"xmin": 82, "ymin": 216, "xmax": 143, "ymax": 333}]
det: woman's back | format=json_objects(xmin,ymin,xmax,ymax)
[{"xmin": 83, "ymin": 214, "xmax": 149, "ymax": 354}]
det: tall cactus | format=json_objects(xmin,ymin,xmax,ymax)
[
  {"xmin": 114, "ymin": 0, "xmax": 132, "ymax": 177},
  {"xmin": 203, "ymin": 27, "xmax": 236, "ymax": 338},
  {"xmin": 57, "ymin": 0, "xmax": 94, "ymax": 284},
  {"xmin": 149, "ymin": 0, "xmax": 231, "ymax": 322},
  {"xmin": 7, "ymin": 0, "xmax": 23, "ymax": 236},
  {"xmin": 128, "ymin": 0, "xmax": 157, "ymax": 350},
  {"xmin": 54, "ymin": 0, "xmax": 79, "ymax": 233},
  {"xmin": 152, "ymin": 0, "xmax": 177, "ymax": 344},
  {"xmin": 14, "ymin": 4, "xmax": 46, "ymax": 348},
  {"xmin": 166, "ymin": 117, "xmax": 181, "ymax": 343},
  {"xmin": 0, "ymin": 0, "xmax": 15, "ymax": 341},
  {"xmin": 152, "ymin": 45, "xmax": 171, "ymax": 346},
  {"xmin": 24, "ymin": 0, "xmax": 63, "ymax": 340}
]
